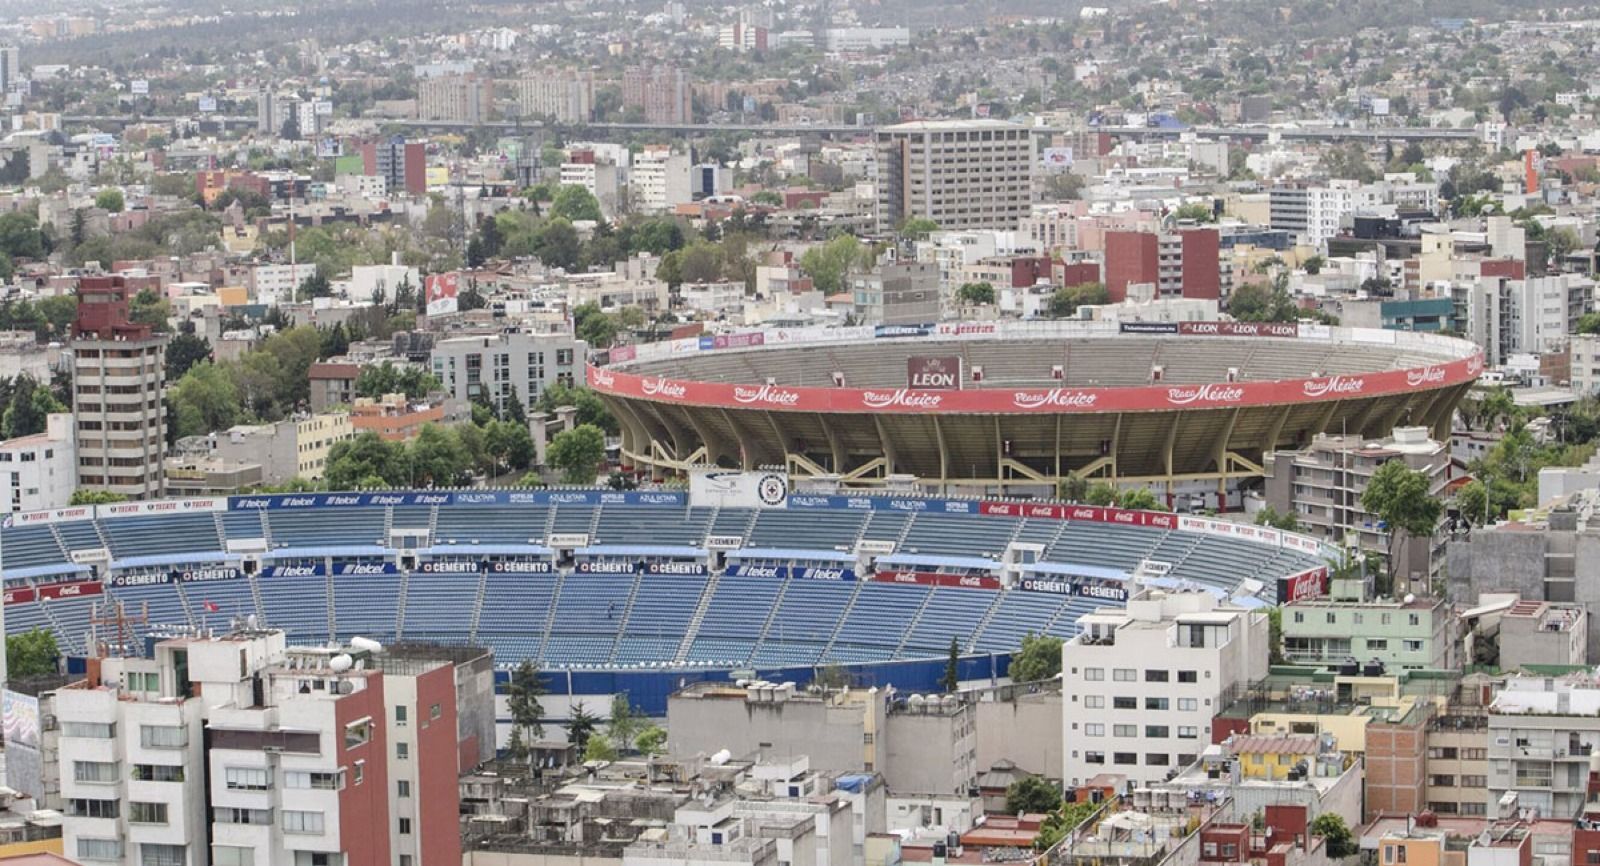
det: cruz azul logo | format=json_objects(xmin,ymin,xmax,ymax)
[
  {"xmin": 590, "ymin": 368, "xmax": 615, "ymax": 388},
  {"xmin": 733, "ymin": 384, "xmax": 801, "ymax": 407},
  {"xmin": 640, "ymin": 377, "xmax": 687, "ymax": 399},
  {"xmin": 1406, "ymin": 366, "xmax": 1447, "ymax": 387},
  {"xmin": 1301, "ymin": 375, "xmax": 1366, "ymax": 398},
  {"xmin": 1012, "ymin": 389, "xmax": 1099, "ymax": 410},
  {"xmin": 860, "ymin": 389, "xmax": 943, "ymax": 409},
  {"xmin": 1165, "ymin": 383, "xmax": 1246, "ymax": 406}
]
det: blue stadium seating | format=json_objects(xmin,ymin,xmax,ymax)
[{"xmin": 1, "ymin": 526, "xmax": 66, "ymax": 569}]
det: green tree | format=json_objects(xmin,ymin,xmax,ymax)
[
  {"xmin": 7, "ymin": 628, "xmax": 59, "ymax": 678},
  {"xmin": 129, "ymin": 289, "xmax": 171, "ymax": 332},
  {"xmin": 799, "ymin": 234, "xmax": 863, "ymax": 295},
  {"xmin": 1361, "ymin": 460, "xmax": 1444, "ymax": 590},
  {"xmin": 1254, "ymin": 505, "xmax": 1301, "ymax": 531},
  {"xmin": 536, "ymin": 383, "xmax": 618, "ymax": 435},
  {"xmin": 165, "ymin": 333, "xmax": 212, "ymax": 381},
  {"xmin": 606, "ymin": 693, "xmax": 643, "ymax": 754},
  {"xmin": 69, "ymin": 489, "xmax": 127, "ymax": 505},
  {"xmin": 1035, "ymin": 801, "xmax": 1100, "ymax": 850},
  {"xmin": 956, "ymin": 281, "xmax": 996, "ymax": 305},
  {"xmin": 95, "ymin": 188, "xmax": 126, "ymax": 214},
  {"xmin": 548, "ymin": 423, "xmax": 606, "ymax": 483},
  {"xmin": 325, "ymin": 432, "xmax": 408, "ymax": 489},
  {"xmin": 1, "ymin": 374, "xmax": 66, "ymax": 439},
  {"xmin": 1084, "ymin": 482, "xmax": 1117, "ymax": 506},
  {"xmin": 1116, "ymin": 488, "xmax": 1166, "ymax": 511},
  {"xmin": 1302, "ymin": 255, "xmax": 1325, "ymax": 275},
  {"xmin": 899, "ymin": 217, "xmax": 939, "ymax": 240},
  {"xmin": 0, "ymin": 212, "xmax": 46, "ymax": 260},
  {"xmin": 635, "ymin": 725, "xmax": 667, "ymax": 756},
  {"xmin": 1049, "ymin": 283, "xmax": 1110, "ymax": 318},
  {"xmin": 1173, "ymin": 202, "xmax": 1215, "ymax": 222},
  {"xmin": 407, "ymin": 423, "xmax": 469, "ymax": 487},
  {"xmin": 1310, "ymin": 813, "xmax": 1358, "ymax": 858},
  {"xmin": 549, "ymin": 185, "xmax": 604, "ymax": 223},
  {"xmin": 655, "ymin": 249, "xmax": 684, "ymax": 288},
  {"xmin": 584, "ymin": 736, "xmax": 618, "ymax": 762},
  {"xmin": 1005, "ymin": 776, "xmax": 1061, "ymax": 815},
  {"xmin": 1267, "ymin": 607, "xmax": 1285, "ymax": 664},
  {"xmin": 943, "ymin": 636, "xmax": 961, "ymax": 692},
  {"xmin": 1057, "ymin": 475, "xmax": 1089, "ymax": 503},
  {"xmin": 169, "ymin": 362, "xmax": 241, "ymax": 437},
  {"xmin": 573, "ymin": 303, "xmax": 618, "ymax": 348},
  {"xmin": 1010, "ymin": 632, "xmax": 1064, "ymax": 683},
  {"xmin": 298, "ymin": 272, "xmax": 333, "ymax": 301},
  {"xmin": 506, "ymin": 660, "xmax": 547, "ymax": 750},
  {"xmin": 535, "ymin": 218, "xmax": 582, "ymax": 270}
]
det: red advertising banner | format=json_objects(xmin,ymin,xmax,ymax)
[
  {"xmin": 873, "ymin": 571, "xmax": 1002, "ymax": 590},
  {"xmin": 907, "ymin": 356, "xmax": 963, "ymax": 390},
  {"xmin": 3, "ymin": 587, "xmax": 35, "ymax": 605},
  {"xmin": 1278, "ymin": 567, "xmax": 1329, "ymax": 603},
  {"xmin": 588, "ymin": 352, "xmax": 1481, "ymax": 416},
  {"xmin": 35, "ymin": 581, "xmax": 103, "ymax": 602}
]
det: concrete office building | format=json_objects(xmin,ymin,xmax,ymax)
[
  {"xmin": 1263, "ymin": 427, "xmax": 1450, "ymax": 593},
  {"xmin": 0, "ymin": 412, "xmax": 75, "ymax": 515},
  {"xmin": 666, "ymin": 681, "xmax": 978, "ymax": 797},
  {"xmin": 503, "ymin": 69, "xmax": 593, "ymax": 124},
  {"xmin": 1061, "ymin": 589, "xmax": 1270, "ymax": 787},
  {"xmin": 1486, "ymin": 673, "xmax": 1600, "ymax": 819},
  {"xmin": 417, "ymin": 74, "xmax": 494, "ymax": 124},
  {"xmin": 631, "ymin": 148, "xmax": 692, "ymax": 213},
  {"xmin": 1447, "ymin": 488, "xmax": 1600, "ymax": 659},
  {"xmin": 54, "ymin": 631, "xmax": 482, "ymax": 866},
  {"xmin": 850, "ymin": 261, "xmax": 940, "ymax": 326},
  {"xmin": 622, "ymin": 66, "xmax": 692, "ymax": 125},
  {"xmin": 1280, "ymin": 595, "xmax": 1456, "ymax": 671},
  {"xmin": 875, "ymin": 119, "xmax": 1034, "ymax": 232},
  {"xmin": 429, "ymin": 330, "xmax": 586, "ymax": 417},
  {"xmin": 208, "ymin": 412, "xmax": 352, "ymax": 485},
  {"xmin": 71, "ymin": 276, "xmax": 167, "ymax": 500},
  {"xmin": 1495, "ymin": 600, "xmax": 1587, "ymax": 669}
]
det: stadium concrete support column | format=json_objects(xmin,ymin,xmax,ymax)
[
  {"xmin": 873, "ymin": 415, "xmax": 899, "ymax": 477},
  {"xmin": 933, "ymin": 416, "xmax": 950, "ymax": 490},
  {"xmin": 717, "ymin": 408, "xmax": 763, "ymax": 469},
  {"xmin": 641, "ymin": 401, "xmax": 695, "ymax": 464},
  {"xmin": 1311, "ymin": 400, "xmax": 1341, "ymax": 438},
  {"xmin": 816, "ymin": 414, "xmax": 847, "ymax": 473},
  {"xmin": 1213, "ymin": 408, "xmax": 1241, "ymax": 500},
  {"xmin": 1263, "ymin": 405, "xmax": 1293, "ymax": 457},
  {"xmin": 681, "ymin": 407, "xmax": 732, "ymax": 467},
  {"xmin": 1163, "ymin": 413, "xmax": 1181, "ymax": 502}
]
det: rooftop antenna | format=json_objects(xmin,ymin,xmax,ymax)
[{"xmin": 90, "ymin": 599, "xmax": 148, "ymax": 659}]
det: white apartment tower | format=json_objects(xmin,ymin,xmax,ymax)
[{"xmin": 1062, "ymin": 589, "xmax": 1270, "ymax": 787}]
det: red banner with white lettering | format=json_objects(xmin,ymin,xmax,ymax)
[{"xmin": 872, "ymin": 571, "xmax": 1001, "ymax": 590}]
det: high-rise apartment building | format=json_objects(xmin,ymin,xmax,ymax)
[
  {"xmin": 55, "ymin": 631, "xmax": 477, "ymax": 866},
  {"xmin": 430, "ymin": 330, "xmax": 587, "ymax": 416},
  {"xmin": 1061, "ymin": 589, "xmax": 1269, "ymax": 787},
  {"xmin": 630, "ymin": 148, "xmax": 691, "ymax": 213},
  {"xmin": 875, "ymin": 119, "xmax": 1034, "ymax": 232},
  {"xmin": 503, "ymin": 69, "xmax": 594, "ymax": 124},
  {"xmin": 416, "ymin": 74, "xmax": 494, "ymax": 124},
  {"xmin": 72, "ymin": 276, "xmax": 167, "ymax": 500},
  {"xmin": 1103, "ymin": 228, "xmax": 1221, "ymax": 302},
  {"xmin": 363, "ymin": 137, "xmax": 427, "ymax": 197},
  {"xmin": 622, "ymin": 66, "xmax": 692, "ymax": 125}
]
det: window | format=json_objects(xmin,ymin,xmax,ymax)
[
  {"xmin": 397, "ymin": 779, "xmax": 411, "ymax": 797},
  {"xmin": 216, "ymin": 808, "xmax": 272, "ymax": 826},
  {"xmin": 1146, "ymin": 726, "xmax": 1169, "ymax": 738},
  {"xmin": 214, "ymin": 847, "xmax": 255, "ymax": 866},
  {"xmin": 133, "ymin": 764, "xmax": 184, "ymax": 782},
  {"xmin": 1084, "ymin": 668, "xmax": 1104, "ymax": 681},
  {"xmin": 68, "ymin": 798, "xmax": 120, "ymax": 819},
  {"xmin": 130, "ymin": 802, "xmax": 169, "ymax": 824},
  {"xmin": 126, "ymin": 672, "xmax": 159, "ymax": 692},
  {"xmin": 1177, "ymin": 698, "xmax": 1198, "ymax": 711},
  {"xmin": 293, "ymin": 854, "xmax": 343, "ymax": 866},
  {"xmin": 283, "ymin": 771, "xmax": 342, "ymax": 790},
  {"xmin": 1430, "ymin": 775, "xmax": 1456, "ymax": 787},
  {"xmin": 1293, "ymin": 611, "xmax": 1304, "ymax": 623},
  {"xmin": 1113, "ymin": 752, "xmax": 1137, "ymax": 765},
  {"xmin": 1462, "ymin": 775, "xmax": 1488, "ymax": 787},
  {"xmin": 78, "ymin": 839, "xmax": 123, "ymax": 861},
  {"xmin": 63, "ymin": 721, "xmax": 115, "ymax": 739},
  {"xmin": 1084, "ymin": 696, "xmax": 1104, "ymax": 709},
  {"xmin": 226, "ymin": 767, "xmax": 271, "ymax": 791},
  {"xmin": 74, "ymin": 761, "xmax": 118, "ymax": 783},
  {"xmin": 430, "ymin": 703, "xmax": 442, "ymax": 720},
  {"xmin": 1113, "ymin": 724, "xmax": 1136, "ymax": 737},
  {"xmin": 1145, "ymin": 697, "xmax": 1169, "ymax": 710},
  {"xmin": 1145, "ymin": 670, "xmax": 1169, "ymax": 683},
  {"xmin": 399, "ymin": 817, "xmax": 412, "ymax": 835},
  {"xmin": 400, "ymin": 857, "xmax": 412, "ymax": 866},
  {"xmin": 1326, "ymin": 612, "xmax": 1336, "ymax": 624},
  {"xmin": 353, "ymin": 762, "xmax": 364, "ymax": 785},
  {"xmin": 1178, "ymin": 726, "xmax": 1199, "ymax": 739},
  {"xmin": 345, "ymin": 719, "xmax": 371, "ymax": 750},
  {"xmin": 395, "ymin": 705, "xmax": 407, "ymax": 726},
  {"xmin": 1409, "ymin": 614, "xmax": 1420, "ymax": 626},
  {"xmin": 1085, "ymin": 751, "xmax": 1105, "ymax": 765},
  {"xmin": 1404, "ymin": 640, "xmax": 1424, "ymax": 652},
  {"xmin": 1147, "ymin": 753, "xmax": 1170, "ymax": 766},
  {"xmin": 1113, "ymin": 668, "xmax": 1136, "ymax": 682},
  {"xmin": 396, "ymin": 742, "xmax": 409, "ymax": 759},
  {"xmin": 1113, "ymin": 697, "xmax": 1137, "ymax": 709},
  {"xmin": 1178, "ymin": 670, "xmax": 1197, "ymax": 683},
  {"xmin": 282, "ymin": 811, "xmax": 326, "ymax": 834},
  {"xmin": 140, "ymin": 725, "xmax": 187, "ymax": 749},
  {"xmin": 1367, "ymin": 639, "xmax": 1389, "ymax": 650},
  {"xmin": 142, "ymin": 845, "xmax": 186, "ymax": 866}
]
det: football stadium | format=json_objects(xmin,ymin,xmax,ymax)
[
  {"xmin": 592, "ymin": 320, "xmax": 1482, "ymax": 500},
  {"xmin": 2, "ymin": 483, "xmax": 1334, "ymax": 711}
]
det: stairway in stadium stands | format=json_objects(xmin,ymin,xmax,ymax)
[
  {"xmin": 605, "ymin": 572, "xmax": 646, "ymax": 664},
  {"xmin": 467, "ymin": 571, "xmax": 489, "ymax": 642},
  {"xmin": 393, "ymin": 570, "xmax": 410, "ymax": 638},
  {"xmin": 674, "ymin": 572, "xmax": 720, "ymax": 663},
  {"xmin": 749, "ymin": 575, "xmax": 795, "ymax": 658},
  {"xmin": 891, "ymin": 589, "xmax": 939, "ymax": 659},
  {"xmin": 534, "ymin": 570, "xmax": 567, "ymax": 665},
  {"xmin": 966, "ymin": 595, "xmax": 1004, "ymax": 653},
  {"xmin": 818, "ymin": 579, "xmax": 867, "ymax": 660}
]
